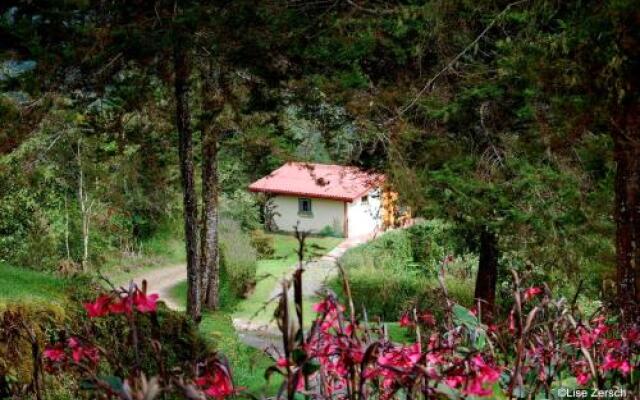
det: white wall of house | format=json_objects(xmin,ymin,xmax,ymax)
[
  {"xmin": 268, "ymin": 188, "xmax": 382, "ymax": 237},
  {"xmin": 347, "ymin": 188, "xmax": 382, "ymax": 237},
  {"xmin": 270, "ymin": 195, "xmax": 346, "ymax": 236}
]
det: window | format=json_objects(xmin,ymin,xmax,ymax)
[
  {"xmin": 298, "ymin": 198, "xmax": 312, "ymax": 216},
  {"xmin": 361, "ymin": 195, "xmax": 369, "ymax": 205}
]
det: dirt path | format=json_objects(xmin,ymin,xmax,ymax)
[
  {"xmin": 124, "ymin": 264, "xmax": 186, "ymax": 310},
  {"xmin": 122, "ymin": 234, "xmax": 371, "ymax": 353}
]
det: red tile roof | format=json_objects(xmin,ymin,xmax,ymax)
[{"xmin": 249, "ymin": 162, "xmax": 384, "ymax": 201}]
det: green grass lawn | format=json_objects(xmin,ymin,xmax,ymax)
[
  {"xmin": 0, "ymin": 262, "xmax": 69, "ymax": 305},
  {"xmin": 198, "ymin": 311, "xmax": 283, "ymax": 396},
  {"xmin": 169, "ymin": 282, "xmax": 282, "ymax": 395}
]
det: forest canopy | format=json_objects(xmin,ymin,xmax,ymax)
[{"xmin": 1, "ymin": 1, "xmax": 639, "ymax": 398}]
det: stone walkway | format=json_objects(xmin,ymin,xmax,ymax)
[{"xmin": 232, "ymin": 234, "xmax": 372, "ymax": 354}]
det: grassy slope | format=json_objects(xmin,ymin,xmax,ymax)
[{"xmin": 0, "ymin": 262, "xmax": 68, "ymax": 305}]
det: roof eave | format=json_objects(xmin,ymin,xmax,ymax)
[{"xmin": 248, "ymin": 186, "xmax": 356, "ymax": 202}]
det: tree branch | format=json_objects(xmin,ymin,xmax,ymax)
[{"xmin": 389, "ymin": 0, "xmax": 528, "ymax": 122}]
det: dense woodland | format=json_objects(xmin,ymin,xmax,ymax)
[{"xmin": 1, "ymin": 1, "xmax": 639, "ymax": 399}]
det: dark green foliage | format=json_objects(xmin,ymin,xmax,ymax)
[
  {"xmin": 331, "ymin": 221, "xmax": 475, "ymax": 320},
  {"xmin": 1, "ymin": 0, "xmax": 636, "ymax": 319}
]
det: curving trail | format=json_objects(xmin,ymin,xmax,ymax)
[
  {"xmin": 124, "ymin": 264, "xmax": 186, "ymax": 310},
  {"xmin": 123, "ymin": 234, "xmax": 372, "ymax": 354}
]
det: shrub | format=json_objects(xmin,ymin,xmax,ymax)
[
  {"xmin": 318, "ymin": 224, "xmax": 341, "ymax": 238},
  {"xmin": 250, "ymin": 229, "xmax": 276, "ymax": 259},
  {"xmin": 220, "ymin": 218, "xmax": 257, "ymax": 299},
  {"xmin": 406, "ymin": 219, "xmax": 463, "ymax": 265},
  {"xmin": 0, "ymin": 301, "xmax": 67, "ymax": 396},
  {"xmin": 331, "ymin": 221, "xmax": 475, "ymax": 320},
  {"xmin": 37, "ymin": 284, "xmax": 231, "ymax": 400},
  {"xmin": 220, "ymin": 192, "xmax": 261, "ymax": 231}
]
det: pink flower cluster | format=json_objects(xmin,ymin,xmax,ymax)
[
  {"xmin": 43, "ymin": 336, "xmax": 100, "ymax": 371},
  {"xmin": 399, "ymin": 310, "xmax": 436, "ymax": 328},
  {"xmin": 195, "ymin": 364, "xmax": 235, "ymax": 399},
  {"xmin": 83, "ymin": 288, "xmax": 159, "ymax": 318},
  {"xmin": 563, "ymin": 317, "xmax": 638, "ymax": 385},
  {"xmin": 283, "ymin": 297, "xmax": 502, "ymax": 398},
  {"xmin": 516, "ymin": 290, "xmax": 639, "ymax": 390}
]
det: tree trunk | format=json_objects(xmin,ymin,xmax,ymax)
[
  {"xmin": 613, "ymin": 101, "xmax": 640, "ymax": 320},
  {"xmin": 200, "ymin": 63, "xmax": 225, "ymax": 310},
  {"xmin": 77, "ymin": 138, "xmax": 91, "ymax": 271},
  {"xmin": 64, "ymin": 195, "xmax": 70, "ymax": 260},
  {"xmin": 174, "ymin": 37, "xmax": 201, "ymax": 321},
  {"xmin": 201, "ymin": 127, "xmax": 220, "ymax": 309},
  {"xmin": 474, "ymin": 227, "xmax": 499, "ymax": 323}
]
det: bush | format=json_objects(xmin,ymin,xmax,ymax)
[
  {"xmin": 35, "ymin": 284, "xmax": 230, "ymax": 400},
  {"xmin": 405, "ymin": 219, "xmax": 464, "ymax": 265},
  {"xmin": 318, "ymin": 225, "xmax": 342, "ymax": 238},
  {"xmin": 250, "ymin": 229, "xmax": 275, "ymax": 259},
  {"xmin": 220, "ymin": 218, "xmax": 257, "ymax": 299},
  {"xmin": 331, "ymin": 220, "xmax": 475, "ymax": 320},
  {"xmin": 0, "ymin": 301, "xmax": 67, "ymax": 395}
]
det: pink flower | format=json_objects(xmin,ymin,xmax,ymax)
[
  {"xmin": 83, "ymin": 288, "xmax": 158, "ymax": 318},
  {"xmin": 445, "ymin": 375, "xmax": 464, "ymax": 388},
  {"xmin": 312, "ymin": 298, "xmax": 343, "ymax": 314},
  {"xmin": 573, "ymin": 360, "xmax": 591, "ymax": 385},
  {"xmin": 378, "ymin": 343, "xmax": 421, "ymax": 370},
  {"xmin": 471, "ymin": 355, "xmax": 501, "ymax": 382},
  {"xmin": 344, "ymin": 323, "xmax": 354, "ymax": 336},
  {"xmin": 276, "ymin": 358, "xmax": 289, "ymax": 368},
  {"xmin": 133, "ymin": 290, "xmax": 159, "ymax": 313},
  {"xmin": 67, "ymin": 337, "xmax": 80, "ymax": 348},
  {"xmin": 577, "ymin": 327, "xmax": 596, "ymax": 348},
  {"xmin": 523, "ymin": 287, "xmax": 543, "ymax": 302},
  {"xmin": 196, "ymin": 366, "xmax": 235, "ymax": 399},
  {"xmin": 43, "ymin": 347, "xmax": 65, "ymax": 363},
  {"xmin": 83, "ymin": 294, "xmax": 112, "ymax": 318},
  {"xmin": 426, "ymin": 351, "xmax": 443, "ymax": 365},
  {"xmin": 72, "ymin": 346, "xmax": 100, "ymax": 364},
  {"xmin": 576, "ymin": 372, "xmax": 590, "ymax": 385},
  {"xmin": 108, "ymin": 294, "xmax": 133, "ymax": 314},
  {"xmin": 420, "ymin": 311, "xmax": 436, "ymax": 326},
  {"xmin": 464, "ymin": 377, "xmax": 493, "ymax": 396},
  {"xmin": 399, "ymin": 313, "xmax": 413, "ymax": 327},
  {"xmin": 619, "ymin": 360, "xmax": 632, "ymax": 375},
  {"xmin": 602, "ymin": 353, "xmax": 633, "ymax": 376},
  {"xmin": 64, "ymin": 337, "xmax": 100, "ymax": 365}
]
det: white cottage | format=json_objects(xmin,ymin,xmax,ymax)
[{"xmin": 249, "ymin": 162, "xmax": 385, "ymax": 238}]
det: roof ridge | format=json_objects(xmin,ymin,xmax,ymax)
[{"xmin": 285, "ymin": 161, "xmax": 369, "ymax": 170}]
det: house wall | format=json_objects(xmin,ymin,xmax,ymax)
[
  {"xmin": 347, "ymin": 188, "xmax": 383, "ymax": 237},
  {"xmin": 269, "ymin": 195, "xmax": 346, "ymax": 236}
]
